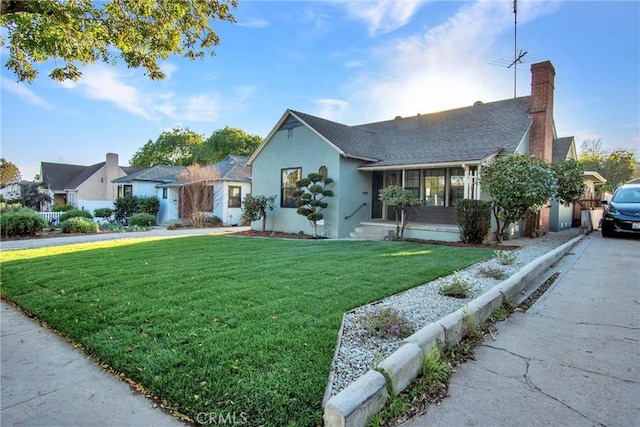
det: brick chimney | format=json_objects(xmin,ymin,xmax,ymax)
[
  {"xmin": 526, "ymin": 61, "xmax": 556, "ymax": 237},
  {"xmin": 528, "ymin": 61, "xmax": 555, "ymax": 161}
]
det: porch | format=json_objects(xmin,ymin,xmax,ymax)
[{"xmin": 349, "ymin": 219, "xmax": 461, "ymax": 242}]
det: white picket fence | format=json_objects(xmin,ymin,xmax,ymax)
[{"xmin": 38, "ymin": 212, "xmax": 63, "ymax": 223}]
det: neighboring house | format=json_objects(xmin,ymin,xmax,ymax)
[
  {"xmin": 0, "ymin": 180, "xmax": 29, "ymax": 202},
  {"xmin": 114, "ymin": 156, "xmax": 251, "ymax": 226},
  {"xmin": 40, "ymin": 153, "xmax": 140, "ymax": 213},
  {"xmin": 248, "ymin": 60, "xmax": 571, "ymax": 241},
  {"xmin": 549, "ymin": 136, "xmax": 579, "ymax": 232}
]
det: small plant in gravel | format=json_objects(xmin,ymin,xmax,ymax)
[
  {"xmin": 439, "ymin": 271, "xmax": 472, "ymax": 298},
  {"xmin": 490, "ymin": 306, "xmax": 510, "ymax": 322},
  {"xmin": 357, "ymin": 306, "xmax": 414, "ymax": 339},
  {"xmin": 494, "ymin": 249, "xmax": 517, "ymax": 265},
  {"xmin": 478, "ymin": 265, "xmax": 508, "ymax": 280}
]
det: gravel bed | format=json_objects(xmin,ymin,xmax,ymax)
[{"xmin": 329, "ymin": 229, "xmax": 581, "ymax": 396}]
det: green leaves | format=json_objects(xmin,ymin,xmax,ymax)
[
  {"xmin": 293, "ymin": 173, "xmax": 334, "ymax": 237},
  {"xmin": 1, "ymin": 0, "xmax": 238, "ymax": 83},
  {"xmin": 480, "ymin": 154, "xmax": 556, "ymax": 241}
]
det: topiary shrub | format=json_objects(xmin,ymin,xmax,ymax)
[
  {"xmin": 0, "ymin": 211, "xmax": 47, "ymax": 237},
  {"xmin": 129, "ymin": 213, "xmax": 156, "ymax": 227},
  {"xmin": 52, "ymin": 204, "xmax": 74, "ymax": 212},
  {"xmin": 456, "ymin": 199, "xmax": 492, "ymax": 244},
  {"xmin": 60, "ymin": 217, "xmax": 99, "ymax": 234},
  {"xmin": 58, "ymin": 209, "xmax": 93, "ymax": 223}
]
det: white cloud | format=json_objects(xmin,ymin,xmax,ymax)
[
  {"xmin": 312, "ymin": 98, "xmax": 350, "ymax": 121},
  {"xmin": 344, "ymin": 0, "xmax": 429, "ymax": 36},
  {"xmin": 237, "ymin": 17, "xmax": 270, "ymax": 28},
  {"xmin": 1, "ymin": 76, "xmax": 54, "ymax": 110},
  {"xmin": 345, "ymin": 0, "xmax": 559, "ymax": 123},
  {"xmin": 59, "ymin": 64, "xmax": 238, "ymax": 123}
]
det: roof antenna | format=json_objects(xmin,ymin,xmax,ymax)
[{"xmin": 508, "ymin": 0, "xmax": 527, "ymax": 98}]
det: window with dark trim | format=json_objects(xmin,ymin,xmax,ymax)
[
  {"xmin": 424, "ymin": 169, "xmax": 445, "ymax": 206},
  {"xmin": 281, "ymin": 167, "xmax": 301, "ymax": 208},
  {"xmin": 162, "ymin": 188, "xmax": 168, "ymax": 199},
  {"xmin": 118, "ymin": 185, "xmax": 132, "ymax": 199},
  {"xmin": 228, "ymin": 186, "xmax": 241, "ymax": 208},
  {"xmin": 449, "ymin": 167, "xmax": 465, "ymax": 207},
  {"xmin": 405, "ymin": 170, "xmax": 420, "ymax": 198}
]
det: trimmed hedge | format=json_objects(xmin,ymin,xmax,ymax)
[
  {"xmin": 129, "ymin": 213, "xmax": 156, "ymax": 227},
  {"xmin": 456, "ymin": 199, "xmax": 492, "ymax": 244},
  {"xmin": 0, "ymin": 211, "xmax": 47, "ymax": 237},
  {"xmin": 60, "ymin": 217, "xmax": 99, "ymax": 234},
  {"xmin": 58, "ymin": 209, "xmax": 93, "ymax": 223},
  {"xmin": 93, "ymin": 207, "xmax": 113, "ymax": 219}
]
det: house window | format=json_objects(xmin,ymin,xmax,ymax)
[
  {"xmin": 118, "ymin": 185, "xmax": 132, "ymax": 198},
  {"xmin": 281, "ymin": 167, "xmax": 301, "ymax": 208},
  {"xmin": 228, "ymin": 186, "xmax": 241, "ymax": 208},
  {"xmin": 405, "ymin": 170, "xmax": 420, "ymax": 198},
  {"xmin": 424, "ymin": 169, "xmax": 445, "ymax": 206},
  {"xmin": 162, "ymin": 188, "xmax": 168, "ymax": 199},
  {"xmin": 319, "ymin": 166, "xmax": 328, "ymax": 177},
  {"xmin": 449, "ymin": 167, "xmax": 465, "ymax": 206}
]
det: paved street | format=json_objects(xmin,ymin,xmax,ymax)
[{"xmin": 403, "ymin": 233, "xmax": 640, "ymax": 426}]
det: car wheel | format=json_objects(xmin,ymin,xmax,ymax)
[{"xmin": 601, "ymin": 226, "xmax": 613, "ymax": 238}]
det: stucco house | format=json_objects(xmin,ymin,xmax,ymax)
[
  {"xmin": 248, "ymin": 60, "xmax": 573, "ymax": 241},
  {"xmin": 40, "ymin": 153, "xmax": 139, "ymax": 212},
  {"xmin": 114, "ymin": 155, "xmax": 251, "ymax": 226}
]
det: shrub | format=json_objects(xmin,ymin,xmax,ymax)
[
  {"xmin": 0, "ymin": 211, "xmax": 47, "ymax": 237},
  {"xmin": 114, "ymin": 195, "xmax": 138, "ymax": 223},
  {"xmin": 93, "ymin": 207, "xmax": 113, "ymax": 219},
  {"xmin": 58, "ymin": 209, "xmax": 92, "ymax": 223},
  {"xmin": 0, "ymin": 202, "xmax": 25, "ymax": 214},
  {"xmin": 494, "ymin": 250, "xmax": 517, "ymax": 265},
  {"xmin": 52, "ymin": 204, "xmax": 74, "ymax": 212},
  {"xmin": 137, "ymin": 196, "xmax": 160, "ymax": 216},
  {"xmin": 439, "ymin": 271, "xmax": 471, "ymax": 298},
  {"xmin": 207, "ymin": 215, "xmax": 223, "ymax": 226},
  {"xmin": 456, "ymin": 199, "xmax": 492, "ymax": 244},
  {"xmin": 60, "ymin": 217, "xmax": 99, "ymax": 234},
  {"xmin": 357, "ymin": 306, "xmax": 414, "ymax": 339},
  {"xmin": 129, "ymin": 213, "xmax": 156, "ymax": 227}
]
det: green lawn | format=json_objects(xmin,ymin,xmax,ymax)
[{"xmin": 0, "ymin": 235, "xmax": 492, "ymax": 426}]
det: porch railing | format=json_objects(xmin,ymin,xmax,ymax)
[{"xmin": 345, "ymin": 202, "xmax": 367, "ymax": 220}]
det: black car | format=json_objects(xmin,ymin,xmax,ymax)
[{"xmin": 601, "ymin": 183, "xmax": 640, "ymax": 237}]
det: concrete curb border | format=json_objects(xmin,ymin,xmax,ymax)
[{"xmin": 323, "ymin": 235, "xmax": 583, "ymax": 427}]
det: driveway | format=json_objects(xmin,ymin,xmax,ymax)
[{"xmin": 402, "ymin": 233, "xmax": 640, "ymax": 426}]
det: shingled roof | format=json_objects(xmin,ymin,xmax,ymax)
[
  {"xmin": 552, "ymin": 136, "xmax": 575, "ymax": 161},
  {"xmin": 112, "ymin": 165, "xmax": 184, "ymax": 184},
  {"xmin": 257, "ymin": 96, "xmax": 535, "ymax": 169}
]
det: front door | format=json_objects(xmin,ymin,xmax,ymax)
[{"xmin": 372, "ymin": 171, "xmax": 383, "ymax": 218}]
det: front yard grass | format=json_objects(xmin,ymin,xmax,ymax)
[{"xmin": 0, "ymin": 235, "xmax": 493, "ymax": 426}]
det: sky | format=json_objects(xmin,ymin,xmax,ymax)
[{"xmin": 1, "ymin": 0, "xmax": 639, "ymax": 181}]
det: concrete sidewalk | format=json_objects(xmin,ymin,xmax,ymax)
[
  {"xmin": 402, "ymin": 233, "xmax": 640, "ymax": 426},
  {"xmin": 0, "ymin": 226, "xmax": 249, "ymax": 251}
]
